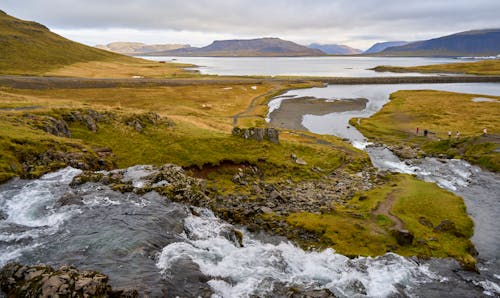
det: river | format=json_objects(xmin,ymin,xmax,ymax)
[
  {"xmin": 0, "ymin": 84, "xmax": 499, "ymax": 297},
  {"xmin": 0, "ymin": 166, "xmax": 493, "ymax": 297},
  {"xmin": 268, "ymin": 82, "xmax": 500, "ymax": 297}
]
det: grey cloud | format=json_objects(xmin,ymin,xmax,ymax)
[{"xmin": 3, "ymin": 0, "xmax": 500, "ymax": 47}]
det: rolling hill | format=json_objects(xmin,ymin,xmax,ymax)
[
  {"xmin": 308, "ymin": 43, "xmax": 362, "ymax": 55},
  {"xmin": 0, "ymin": 10, "xmax": 130, "ymax": 75},
  {"xmin": 363, "ymin": 41, "xmax": 408, "ymax": 54},
  {"xmin": 146, "ymin": 38, "xmax": 325, "ymax": 57},
  {"xmin": 377, "ymin": 29, "xmax": 500, "ymax": 57},
  {"xmin": 96, "ymin": 42, "xmax": 190, "ymax": 55}
]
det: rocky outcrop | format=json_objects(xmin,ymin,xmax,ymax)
[
  {"xmin": 17, "ymin": 144, "xmax": 115, "ymax": 179},
  {"xmin": 70, "ymin": 163, "xmax": 379, "ymax": 247},
  {"xmin": 123, "ymin": 112, "xmax": 173, "ymax": 133},
  {"xmin": 63, "ymin": 109, "xmax": 111, "ymax": 133},
  {"xmin": 0, "ymin": 262, "xmax": 137, "ymax": 297},
  {"xmin": 232, "ymin": 127, "xmax": 279, "ymax": 144},
  {"xmin": 392, "ymin": 229, "xmax": 414, "ymax": 246}
]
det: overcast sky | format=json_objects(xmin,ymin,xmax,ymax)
[{"xmin": 3, "ymin": 0, "xmax": 500, "ymax": 50}]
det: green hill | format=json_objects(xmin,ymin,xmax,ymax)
[{"xmin": 0, "ymin": 10, "xmax": 129, "ymax": 75}]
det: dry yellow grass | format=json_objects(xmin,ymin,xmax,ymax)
[{"xmin": 45, "ymin": 58, "xmax": 194, "ymax": 78}]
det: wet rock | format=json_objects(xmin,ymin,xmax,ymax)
[
  {"xmin": 0, "ymin": 262, "xmax": 137, "ymax": 297},
  {"xmin": 232, "ymin": 127, "xmax": 279, "ymax": 144},
  {"xmin": 392, "ymin": 229, "xmax": 414, "ymax": 246},
  {"xmin": 287, "ymin": 287, "xmax": 336, "ymax": 297},
  {"xmin": 56, "ymin": 192, "xmax": 83, "ymax": 207},
  {"xmin": 163, "ymin": 257, "xmax": 212, "ymax": 298},
  {"xmin": 0, "ymin": 210, "xmax": 7, "ymax": 220}
]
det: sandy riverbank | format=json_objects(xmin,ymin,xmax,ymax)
[{"xmin": 269, "ymin": 97, "xmax": 368, "ymax": 130}]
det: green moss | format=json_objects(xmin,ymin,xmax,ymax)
[
  {"xmin": 287, "ymin": 174, "xmax": 475, "ymax": 266},
  {"xmin": 355, "ymin": 90, "xmax": 500, "ymax": 172}
]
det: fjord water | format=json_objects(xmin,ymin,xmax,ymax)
[{"xmin": 142, "ymin": 56, "xmax": 472, "ymax": 77}]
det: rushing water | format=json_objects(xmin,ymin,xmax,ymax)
[
  {"xmin": 0, "ymin": 167, "xmax": 465, "ymax": 297},
  {"xmin": 141, "ymin": 56, "xmax": 473, "ymax": 77},
  {"xmin": 268, "ymin": 83, "xmax": 500, "ymax": 296}
]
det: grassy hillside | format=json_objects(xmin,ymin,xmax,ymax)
[
  {"xmin": 352, "ymin": 90, "xmax": 500, "ymax": 171},
  {"xmin": 0, "ymin": 10, "xmax": 190, "ymax": 77},
  {"xmin": 372, "ymin": 59, "xmax": 500, "ymax": 76}
]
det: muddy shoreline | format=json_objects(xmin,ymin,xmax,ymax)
[
  {"xmin": 1, "ymin": 75, "xmax": 500, "ymax": 89},
  {"xmin": 269, "ymin": 97, "xmax": 368, "ymax": 130}
]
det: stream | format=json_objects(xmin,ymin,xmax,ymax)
[
  {"xmin": 268, "ymin": 82, "xmax": 500, "ymax": 296},
  {"xmin": 0, "ymin": 83, "xmax": 499, "ymax": 297}
]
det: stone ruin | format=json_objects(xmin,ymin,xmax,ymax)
[{"xmin": 231, "ymin": 127, "xmax": 279, "ymax": 144}]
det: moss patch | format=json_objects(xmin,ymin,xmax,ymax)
[
  {"xmin": 287, "ymin": 174, "xmax": 475, "ymax": 267},
  {"xmin": 353, "ymin": 90, "xmax": 500, "ymax": 171}
]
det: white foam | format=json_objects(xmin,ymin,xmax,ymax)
[
  {"xmin": 1, "ymin": 168, "xmax": 81, "ymax": 228},
  {"xmin": 474, "ymin": 279, "xmax": 500, "ymax": 296},
  {"xmin": 158, "ymin": 212, "xmax": 438, "ymax": 297}
]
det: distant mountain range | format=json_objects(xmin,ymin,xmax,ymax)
[
  {"xmin": 145, "ymin": 38, "xmax": 325, "ymax": 57},
  {"xmin": 308, "ymin": 43, "xmax": 362, "ymax": 55},
  {"xmin": 376, "ymin": 29, "xmax": 500, "ymax": 57},
  {"xmin": 96, "ymin": 42, "xmax": 190, "ymax": 55},
  {"xmin": 363, "ymin": 41, "xmax": 409, "ymax": 54}
]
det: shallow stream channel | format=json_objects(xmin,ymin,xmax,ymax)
[{"xmin": 0, "ymin": 83, "xmax": 499, "ymax": 297}]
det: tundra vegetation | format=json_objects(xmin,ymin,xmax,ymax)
[
  {"xmin": 352, "ymin": 90, "xmax": 500, "ymax": 172},
  {"xmin": 0, "ymin": 9, "xmax": 493, "ymax": 269}
]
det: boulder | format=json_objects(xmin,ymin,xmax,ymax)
[
  {"xmin": 56, "ymin": 192, "xmax": 83, "ymax": 207},
  {"xmin": 232, "ymin": 127, "xmax": 279, "ymax": 144},
  {"xmin": 392, "ymin": 229, "xmax": 414, "ymax": 246},
  {"xmin": 0, "ymin": 262, "xmax": 137, "ymax": 297}
]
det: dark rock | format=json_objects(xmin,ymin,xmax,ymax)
[
  {"xmin": 287, "ymin": 288, "xmax": 336, "ymax": 298},
  {"xmin": 269, "ymin": 190, "xmax": 282, "ymax": 201},
  {"xmin": 392, "ymin": 229, "xmax": 414, "ymax": 246},
  {"xmin": 0, "ymin": 210, "xmax": 7, "ymax": 220},
  {"xmin": 56, "ymin": 192, "xmax": 83, "ymax": 207},
  {"xmin": 0, "ymin": 262, "xmax": 137, "ymax": 297},
  {"xmin": 433, "ymin": 219, "xmax": 457, "ymax": 233},
  {"xmin": 28, "ymin": 115, "xmax": 71, "ymax": 137},
  {"xmin": 418, "ymin": 216, "xmax": 434, "ymax": 228},
  {"xmin": 232, "ymin": 127, "xmax": 279, "ymax": 143}
]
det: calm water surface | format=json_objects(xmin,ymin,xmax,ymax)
[{"xmin": 141, "ymin": 56, "xmax": 474, "ymax": 77}]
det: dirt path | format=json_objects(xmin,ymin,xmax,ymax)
[
  {"xmin": 372, "ymin": 191, "xmax": 405, "ymax": 230},
  {"xmin": 232, "ymin": 88, "xmax": 283, "ymax": 126}
]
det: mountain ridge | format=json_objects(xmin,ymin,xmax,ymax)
[
  {"xmin": 145, "ymin": 37, "xmax": 325, "ymax": 57},
  {"xmin": 377, "ymin": 29, "xmax": 500, "ymax": 57},
  {"xmin": 96, "ymin": 42, "xmax": 190, "ymax": 55},
  {"xmin": 308, "ymin": 43, "xmax": 362, "ymax": 55},
  {"xmin": 363, "ymin": 41, "xmax": 409, "ymax": 54}
]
